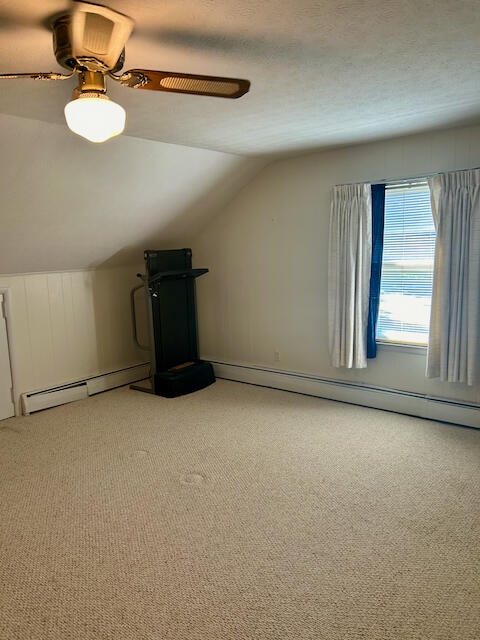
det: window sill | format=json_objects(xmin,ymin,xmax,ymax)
[{"xmin": 377, "ymin": 340, "xmax": 427, "ymax": 356}]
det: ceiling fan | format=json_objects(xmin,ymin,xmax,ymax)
[{"xmin": 0, "ymin": 1, "xmax": 251, "ymax": 143}]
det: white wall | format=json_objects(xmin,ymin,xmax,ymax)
[
  {"xmin": 0, "ymin": 265, "xmax": 148, "ymax": 403},
  {"xmin": 192, "ymin": 124, "xmax": 480, "ymax": 408}
]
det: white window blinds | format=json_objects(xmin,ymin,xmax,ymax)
[{"xmin": 377, "ymin": 181, "xmax": 436, "ymax": 345}]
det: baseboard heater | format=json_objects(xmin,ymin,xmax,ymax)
[
  {"xmin": 211, "ymin": 361, "xmax": 479, "ymax": 429},
  {"xmin": 21, "ymin": 363, "xmax": 150, "ymax": 415}
]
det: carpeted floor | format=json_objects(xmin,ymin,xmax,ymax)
[{"xmin": 0, "ymin": 379, "xmax": 479, "ymax": 639}]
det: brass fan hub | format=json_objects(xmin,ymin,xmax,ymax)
[{"xmin": 75, "ymin": 70, "xmax": 107, "ymax": 94}]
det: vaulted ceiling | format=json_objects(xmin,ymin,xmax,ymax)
[{"xmin": 0, "ymin": 1, "xmax": 479, "ymax": 274}]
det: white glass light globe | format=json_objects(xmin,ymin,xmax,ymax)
[{"xmin": 64, "ymin": 92, "xmax": 126, "ymax": 143}]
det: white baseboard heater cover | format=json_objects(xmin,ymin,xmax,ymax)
[
  {"xmin": 211, "ymin": 361, "xmax": 480, "ymax": 429},
  {"xmin": 21, "ymin": 363, "xmax": 150, "ymax": 415}
]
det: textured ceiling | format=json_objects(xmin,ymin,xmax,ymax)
[{"xmin": 0, "ymin": 0, "xmax": 479, "ymax": 157}]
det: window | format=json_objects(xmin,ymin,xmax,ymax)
[{"xmin": 377, "ymin": 181, "xmax": 436, "ymax": 345}]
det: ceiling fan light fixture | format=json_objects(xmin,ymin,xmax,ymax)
[{"xmin": 64, "ymin": 91, "xmax": 126, "ymax": 143}]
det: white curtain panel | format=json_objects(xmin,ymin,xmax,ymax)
[
  {"xmin": 427, "ymin": 169, "xmax": 480, "ymax": 386},
  {"xmin": 328, "ymin": 184, "xmax": 372, "ymax": 368}
]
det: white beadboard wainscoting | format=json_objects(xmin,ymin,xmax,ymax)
[
  {"xmin": 0, "ymin": 266, "xmax": 148, "ymax": 414},
  {"xmin": 212, "ymin": 362, "xmax": 480, "ymax": 429}
]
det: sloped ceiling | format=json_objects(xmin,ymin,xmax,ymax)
[
  {"xmin": 0, "ymin": 113, "xmax": 265, "ymax": 274},
  {"xmin": 0, "ymin": 1, "xmax": 479, "ymax": 274}
]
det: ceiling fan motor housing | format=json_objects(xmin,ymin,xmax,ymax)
[{"xmin": 52, "ymin": 2, "xmax": 134, "ymax": 73}]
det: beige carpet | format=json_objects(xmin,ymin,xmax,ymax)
[{"xmin": 0, "ymin": 379, "xmax": 479, "ymax": 639}]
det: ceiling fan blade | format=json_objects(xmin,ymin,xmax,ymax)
[
  {"xmin": 0, "ymin": 71, "xmax": 74, "ymax": 81},
  {"xmin": 117, "ymin": 69, "xmax": 250, "ymax": 99}
]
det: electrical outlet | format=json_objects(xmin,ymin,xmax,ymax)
[{"xmin": 274, "ymin": 350, "xmax": 280, "ymax": 362}]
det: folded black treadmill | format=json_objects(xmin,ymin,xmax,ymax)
[{"xmin": 131, "ymin": 248, "xmax": 215, "ymax": 397}]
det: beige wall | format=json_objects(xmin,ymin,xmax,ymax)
[
  {"xmin": 193, "ymin": 124, "xmax": 480, "ymax": 406},
  {"xmin": 0, "ymin": 265, "xmax": 148, "ymax": 402}
]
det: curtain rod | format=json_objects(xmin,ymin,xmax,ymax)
[{"xmin": 334, "ymin": 165, "xmax": 480, "ymax": 188}]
